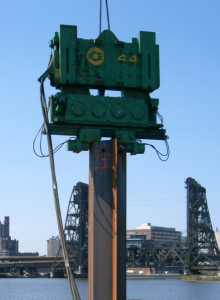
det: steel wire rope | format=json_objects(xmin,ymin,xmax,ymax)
[
  {"xmin": 99, "ymin": 0, "xmax": 102, "ymax": 34},
  {"xmin": 39, "ymin": 78, "xmax": 81, "ymax": 300},
  {"xmin": 105, "ymin": 0, "xmax": 110, "ymax": 30},
  {"xmin": 99, "ymin": 0, "xmax": 110, "ymax": 34}
]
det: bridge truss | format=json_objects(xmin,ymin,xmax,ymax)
[
  {"xmin": 53, "ymin": 178, "xmax": 219, "ymax": 274},
  {"xmin": 126, "ymin": 243, "xmax": 188, "ymax": 269},
  {"xmin": 186, "ymin": 177, "xmax": 219, "ymax": 271},
  {"xmin": 64, "ymin": 182, "xmax": 88, "ymax": 273},
  {"xmin": 127, "ymin": 178, "xmax": 220, "ymax": 273},
  {"xmin": 53, "ymin": 182, "xmax": 88, "ymax": 274}
]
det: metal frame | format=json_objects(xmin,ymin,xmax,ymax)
[
  {"xmin": 186, "ymin": 177, "xmax": 219, "ymax": 270},
  {"xmin": 64, "ymin": 182, "xmax": 88, "ymax": 273}
]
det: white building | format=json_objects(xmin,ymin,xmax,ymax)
[
  {"xmin": 47, "ymin": 236, "xmax": 60, "ymax": 257},
  {"xmin": 127, "ymin": 222, "xmax": 182, "ymax": 248},
  {"xmin": 215, "ymin": 229, "xmax": 220, "ymax": 250}
]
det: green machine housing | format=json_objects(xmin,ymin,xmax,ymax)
[{"xmin": 39, "ymin": 25, "xmax": 166, "ymax": 154}]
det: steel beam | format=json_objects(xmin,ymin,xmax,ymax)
[{"xmin": 88, "ymin": 139, "xmax": 126, "ymax": 300}]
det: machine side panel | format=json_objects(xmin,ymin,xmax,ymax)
[{"xmin": 60, "ymin": 25, "xmax": 77, "ymax": 84}]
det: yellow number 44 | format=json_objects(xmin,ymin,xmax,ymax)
[
  {"xmin": 128, "ymin": 55, "xmax": 137, "ymax": 64},
  {"xmin": 118, "ymin": 54, "xmax": 126, "ymax": 62},
  {"xmin": 117, "ymin": 54, "xmax": 138, "ymax": 63}
]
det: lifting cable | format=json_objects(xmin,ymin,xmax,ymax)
[
  {"xmin": 39, "ymin": 78, "xmax": 81, "ymax": 300},
  {"xmin": 99, "ymin": 0, "xmax": 110, "ymax": 34}
]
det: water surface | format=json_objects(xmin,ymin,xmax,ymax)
[{"xmin": 0, "ymin": 278, "xmax": 219, "ymax": 300}]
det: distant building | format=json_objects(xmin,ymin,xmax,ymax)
[
  {"xmin": 0, "ymin": 250, "xmax": 9, "ymax": 257},
  {"xmin": 0, "ymin": 237, "xmax": 19, "ymax": 254},
  {"xmin": 0, "ymin": 217, "xmax": 9, "ymax": 238},
  {"xmin": 47, "ymin": 236, "xmax": 60, "ymax": 256},
  {"xmin": 215, "ymin": 229, "xmax": 220, "ymax": 250},
  {"xmin": 180, "ymin": 236, "xmax": 187, "ymax": 245},
  {"xmin": 126, "ymin": 234, "xmax": 146, "ymax": 249},
  {"xmin": 4, "ymin": 217, "xmax": 9, "ymax": 237},
  {"xmin": 127, "ymin": 222, "xmax": 182, "ymax": 248},
  {"xmin": 0, "ymin": 216, "xmax": 18, "ymax": 255}
]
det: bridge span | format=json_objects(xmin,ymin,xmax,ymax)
[{"xmin": 0, "ymin": 256, "xmax": 78, "ymax": 275}]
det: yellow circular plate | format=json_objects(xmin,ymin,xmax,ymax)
[{"xmin": 86, "ymin": 47, "xmax": 105, "ymax": 66}]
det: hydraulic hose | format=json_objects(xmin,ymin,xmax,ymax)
[{"xmin": 40, "ymin": 78, "xmax": 81, "ymax": 300}]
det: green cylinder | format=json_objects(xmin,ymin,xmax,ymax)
[
  {"xmin": 126, "ymin": 142, "xmax": 145, "ymax": 154},
  {"xmin": 66, "ymin": 140, "xmax": 89, "ymax": 153}
]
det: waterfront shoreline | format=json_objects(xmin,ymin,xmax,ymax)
[
  {"xmin": 2, "ymin": 273, "xmax": 220, "ymax": 282},
  {"xmin": 182, "ymin": 275, "xmax": 220, "ymax": 282}
]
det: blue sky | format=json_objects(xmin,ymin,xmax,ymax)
[{"xmin": 0, "ymin": 0, "xmax": 219, "ymax": 255}]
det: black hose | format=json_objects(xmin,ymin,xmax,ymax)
[{"xmin": 40, "ymin": 78, "xmax": 81, "ymax": 300}]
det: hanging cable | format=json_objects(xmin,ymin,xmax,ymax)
[
  {"xmin": 99, "ymin": 0, "xmax": 110, "ymax": 34},
  {"xmin": 105, "ymin": 0, "xmax": 110, "ymax": 30},
  {"xmin": 157, "ymin": 111, "xmax": 163, "ymax": 124},
  {"xmin": 138, "ymin": 137, "xmax": 170, "ymax": 161},
  {"xmin": 99, "ymin": 0, "xmax": 102, "ymax": 34},
  {"xmin": 39, "ymin": 77, "xmax": 81, "ymax": 300},
  {"xmin": 33, "ymin": 124, "xmax": 74, "ymax": 158},
  {"xmin": 33, "ymin": 124, "xmax": 44, "ymax": 158}
]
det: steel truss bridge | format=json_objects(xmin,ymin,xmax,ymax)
[
  {"xmin": 126, "ymin": 178, "xmax": 220, "ymax": 273},
  {"xmin": 126, "ymin": 243, "xmax": 220, "ymax": 272},
  {"xmin": 0, "ymin": 255, "xmax": 79, "ymax": 275},
  {"xmin": 52, "ymin": 182, "xmax": 88, "ymax": 274},
  {"xmin": 59, "ymin": 178, "xmax": 220, "ymax": 274},
  {"xmin": 2, "ymin": 178, "xmax": 219, "ymax": 275}
]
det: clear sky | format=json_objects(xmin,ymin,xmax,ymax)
[{"xmin": 0, "ymin": 0, "xmax": 219, "ymax": 255}]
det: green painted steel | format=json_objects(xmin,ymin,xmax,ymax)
[
  {"xmin": 41, "ymin": 25, "xmax": 160, "ymax": 91},
  {"xmin": 39, "ymin": 25, "xmax": 167, "ymax": 154},
  {"xmin": 50, "ymin": 94, "xmax": 156, "ymax": 126}
]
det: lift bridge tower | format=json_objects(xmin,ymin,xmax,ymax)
[
  {"xmin": 186, "ymin": 178, "xmax": 219, "ymax": 273},
  {"xmin": 64, "ymin": 182, "xmax": 88, "ymax": 275}
]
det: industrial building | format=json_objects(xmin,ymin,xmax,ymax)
[
  {"xmin": 126, "ymin": 222, "xmax": 182, "ymax": 248},
  {"xmin": 47, "ymin": 236, "xmax": 60, "ymax": 257},
  {"xmin": 0, "ymin": 216, "xmax": 19, "ymax": 255}
]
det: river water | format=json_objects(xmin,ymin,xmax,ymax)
[{"xmin": 0, "ymin": 278, "xmax": 219, "ymax": 300}]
